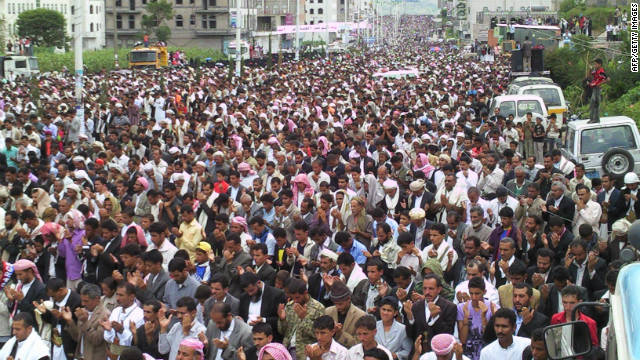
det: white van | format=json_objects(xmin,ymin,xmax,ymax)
[
  {"xmin": 514, "ymin": 84, "xmax": 568, "ymax": 123},
  {"xmin": 489, "ymin": 94, "xmax": 548, "ymax": 125}
]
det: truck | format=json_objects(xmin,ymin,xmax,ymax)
[
  {"xmin": 0, "ymin": 55, "xmax": 40, "ymax": 79},
  {"xmin": 561, "ymin": 116, "xmax": 640, "ymax": 179},
  {"xmin": 226, "ymin": 40, "xmax": 251, "ymax": 61},
  {"xmin": 128, "ymin": 45, "xmax": 169, "ymax": 69}
]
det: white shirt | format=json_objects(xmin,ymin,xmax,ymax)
[
  {"xmin": 216, "ymin": 319, "xmax": 236, "ymax": 360},
  {"xmin": 103, "ymin": 303, "xmax": 145, "ymax": 346},
  {"xmin": 52, "ymin": 289, "xmax": 72, "ymax": 360},
  {"xmin": 347, "ymin": 343, "xmax": 393, "ymax": 360},
  {"xmin": 453, "ymin": 278, "xmax": 500, "ymax": 305},
  {"xmin": 479, "ymin": 336, "xmax": 530, "ymax": 360},
  {"xmin": 572, "ymin": 200, "xmax": 602, "ymax": 236},
  {"xmin": 20, "ymin": 278, "xmax": 35, "ymax": 298},
  {"xmin": 248, "ymin": 282, "xmax": 265, "ymax": 323},
  {"xmin": 422, "ymin": 242, "xmax": 457, "ymax": 272},
  {"xmin": 307, "ymin": 340, "xmax": 348, "ymax": 360}
]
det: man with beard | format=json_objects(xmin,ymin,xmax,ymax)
[
  {"xmin": 324, "ymin": 280, "xmax": 367, "ymax": 348},
  {"xmin": 479, "ymin": 308, "xmax": 529, "ymax": 360},
  {"xmin": 515, "ymin": 183, "xmax": 545, "ymax": 231},
  {"xmin": 520, "ymin": 215, "xmax": 544, "ymax": 265},
  {"xmin": 534, "ymin": 155, "xmax": 563, "ymax": 200},
  {"xmin": 527, "ymin": 248, "xmax": 554, "ymax": 288},
  {"xmin": 238, "ymin": 272, "xmax": 286, "ymax": 338},
  {"xmin": 205, "ymin": 302, "xmax": 254, "ymax": 360},
  {"xmin": 404, "ymin": 274, "xmax": 457, "ymax": 352},
  {"xmin": 477, "ymin": 153, "xmax": 504, "ymax": 199},
  {"xmin": 511, "ymin": 283, "xmax": 549, "ymax": 338},
  {"xmin": 277, "ymin": 278, "xmax": 326, "ymax": 360}
]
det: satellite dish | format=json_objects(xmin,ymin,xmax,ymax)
[{"xmin": 628, "ymin": 220, "xmax": 640, "ymax": 250}]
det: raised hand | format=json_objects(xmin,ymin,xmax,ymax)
[{"xmin": 277, "ymin": 303, "xmax": 286, "ymax": 320}]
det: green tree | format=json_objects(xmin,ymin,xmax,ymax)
[
  {"xmin": 142, "ymin": 0, "xmax": 174, "ymax": 43},
  {"xmin": 16, "ymin": 8, "xmax": 66, "ymax": 48}
]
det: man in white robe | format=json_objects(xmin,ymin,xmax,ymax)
[{"xmin": 0, "ymin": 312, "xmax": 51, "ymax": 360}]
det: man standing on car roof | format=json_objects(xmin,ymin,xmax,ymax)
[{"xmin": 588, "ymin": 58, "xmax": 608, "ymax": 124}]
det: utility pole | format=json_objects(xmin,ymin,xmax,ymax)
[
  {"xmin": 114, "ymin": 1, "xmax": 119, "ymax": 69},
  {"xmin": 74, "ymin": 0, "xmax": 84, "ymax": 134},
  {"xmin": 325, "ymin": 1, "xmax": 329, "ymax": 57},
  {"xmin": 295, "ymin": 0, "xmax": 300, "ymax": 61},
  {"xmin": 235, "ymin": 0, "xmax": 241, "ymax": 77}
]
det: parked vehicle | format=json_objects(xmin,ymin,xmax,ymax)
[
  {"xmin": 509, "ymin": 82, "xmax": 568, "ymax": 123},
  {"xmin": 129, "ymin": 45, "xmax": 169, "ymax": 69},
  {"xmin": 0, "ymin": 55, "xmax": 39, "ymax": 79},
  {"xmin": 489, "ymin": 94, "xmax": 548, "ymax": 125},
  {"xmin": 561, "ymin": 116, "xmax": 640, "ymax": 179}
]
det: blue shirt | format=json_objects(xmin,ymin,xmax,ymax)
[
  {"xmin": 2, "ymin": 146, "xmax": 18, "ymax": 168},
  {"xmin": 337, "ymin": 240, "xmax": 368, "ymax": 265}
]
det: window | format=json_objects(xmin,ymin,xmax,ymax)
[
  {"xmin": 309, "ymin": 8, "xmax": 313, "ymax": 14},
  {"xmin": 90, "ymin": 23, "xmax": 94, "ymax": 32},
  {"xmin": 190, "ymin": 14, "xmax": 196, "ymax": 25},
  {"xmin": 581, "ymin": 125, "xmax": 637, "ymax": 154},
  {"xmin": 129, "ymin": 14, "xmax": 135, "ymax": 28},
  {"xmin": 497, "ymin": 101, "xmax": 515, "ymax": 117},
  {"xmin": 116, "ymin": 0, "xmax": 122, "ymax": 6},
  {"xmin": 522, "ymin": 88, "xmax": 563, "ymax": 107},
  {"xmin": 190, "ymin": 0, "xmax": 195, "ymax": 3},
  {"xmin": 516, "ymin": 100, "xmax": 543, "ymax": 117},
  {"xmin": 90, "ymin": 5, "xmax": 93, "ymax": 13},
  {"xmin": 36, "ymin": 0, "xmax": 40, "ymax": 8},
  {"xmin": 318, "ymin": 7, "xmax": 322, "ymax": 14},
  {"xmin": 71, "ymin": 5, "xmax": 74, "ymax": 14},
  {"xmin": 208, "ymin": 15, "xmax": 216, "ymax": 28},
  {"xmin": 176, "ymin": 0, "xmax": 183, "ymax": 4},
  {"xmin": 130, "ymin": 0, "xmax": 135, "ymax": 10},
  {"xmin": 116, "ymin": 14, "xmax": 123, "ymax": 28},
  {"xmin": 209, "ymin": 0, "xmax": 216, "ymax": 6},
  {"xmin": 72, "ymin": 24, "xmax": 75, "ymax": 32},
  {"xmin": 175, "ymin": 15, "xmax": 183, "ymax": 27}
]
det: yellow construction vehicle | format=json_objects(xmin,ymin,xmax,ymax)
[{"xmin": 128, "ymin": 44, "xmax": 169, "ymax": 69}]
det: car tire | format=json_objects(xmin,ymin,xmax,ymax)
[{"xmin": 602, "ymin": 148, "xmax": 634, "ymax": 178}]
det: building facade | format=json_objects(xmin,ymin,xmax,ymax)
[
  {"xmin": 104, "ymin": 0, "xmax": 251, "ymax": 50},
  {"xmin": 1, "ymin": 0, "xmax": 105, "ymax": 50}
]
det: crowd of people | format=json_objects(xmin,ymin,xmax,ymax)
[{"xmin": 0, "ymin": 15, "xmax": 632, "ymax": 360}]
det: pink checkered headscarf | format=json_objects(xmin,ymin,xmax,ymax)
[
  {"xmin": 259, "ymin": 343, "xmax": 292, "ymax": 360},
  {"xmin": 179, "ymin": 338, "xmax": 204, "ymax": 360}
]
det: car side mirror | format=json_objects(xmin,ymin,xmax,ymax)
[{"xmin": 544, "ymin": 321, "xmax": 593, "ymax": 359}]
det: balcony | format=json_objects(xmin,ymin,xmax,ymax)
[
  {"xmin": 196, "ymin": 6, "xmax": 229, "ymax": 13},
  {"xmin": 194, "ymin": 28, "xmax": 235, "ymax": 36},
  {"xmin": 106, "ymin": 29, "xmax": 140, "ymax": 36},
  {"xmin": 106, "ymin": 7, "xmax": 142, "ymax": 14}
]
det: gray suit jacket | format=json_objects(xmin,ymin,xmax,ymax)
[
  {"xmin": 134, "ymin": 192, "xmax": 152, "ymax": 220},
  {"xmin": 203, "ymin": 294, "xmax": 240, "ymax": 326},
  {"xmin": 206, "ymin": 317, "xmax": 254, "ymax": 360},
  {"xmin": 136, "ymin": 270, "xmax": 170, "ymax": 303}
]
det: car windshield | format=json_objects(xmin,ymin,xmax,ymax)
[
  {"xmin": 581, "ymin": 125, "xmax": 637, "ymax": 154},
  {"xmin": 517, "ymin": 100, "xmax": 543, "ymax": 117},
  {"xmin": 565, "ymin": 129, "xmax": 575, "ymax": 152},
  {"xmin": 523, "ymin": 88, "xmax": 563, "ymax": 107},
  {"xmin": 131, "ymin": 51, "xmax": 157, "ymax": 63},
  {"xmin": 497, "ymin": 101, "xmax": 516, "ymax": 117}
]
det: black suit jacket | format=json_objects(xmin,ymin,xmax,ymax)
[
  {"xmin": 308, "ymin": 269, "xmax": 340, "ymax": 308},
  {"xmin": 409, "ymin": 221, "xmax": 434, "ymax": 251},
  {"xmin": 42, "ymin": 290, "xmax": 82, "ymax": 359},
  {"xmin": 405, "ymin": 297, "xmax": 457, "ymax": 352},
  {"xmin": 493, "ymin": 258, "xmax": 526, "ymax": 288},
  {"xmin": 568, "ymin": 258, "xmax": 607, "ymax": 298},
  {"xmin": 227, "ymin": 185, "xmax": 247, "ymax": 202},
  {"xmin": 256, "ymin": 263, "xmax": 277, "ymax": 287},
  {"xmin": 93, "ymin": 236, "xmax": 122, "ymax": 282},
  {"xmin": 545, "ymin": 229, "xmax": 574, "ymax": 265},
  {"xmin": 11, "ymin": 279, "xmax": 47, "ymax": 321},
  {"xmin": 410, "ymin": 192, "xmax": 435, "ymax": 213},
  {"xmin": 537, "ymin": 284, "xmax": 589, "ymax": 319},
  {"xmin": 517, "ymin": 310, "xmax": 549, "ymax": 338},
  {"xmin": 597, "ymin": 188, "xmax": 625, "ymax": 228},
  {"xmin": 543, "ymin": 196, "xmax": 575, "ymax": 228},
  {"xmin": 239, "ymin": 284, "xmax": 286, "ymax": 339}
]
